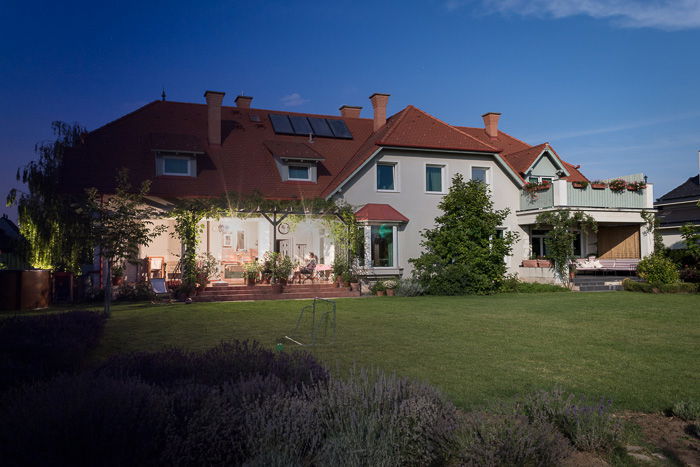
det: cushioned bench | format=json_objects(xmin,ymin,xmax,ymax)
[{"xmin": 575, "ymin": 258, "xmax": 639, "ymax": 272}]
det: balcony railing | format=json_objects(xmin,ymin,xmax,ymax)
[{"xmin": 519, "ymin": 180, "xmax": 653, "ymax": 211}]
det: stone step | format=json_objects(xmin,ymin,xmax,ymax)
[{"xmin": 199, "ymin": 286, "xmax": 349, "ymax": 296}]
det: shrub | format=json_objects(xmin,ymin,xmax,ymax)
[
  {"xmin": 0, "ymin": 310, "xmax": 106, "ymax": 391},
  {"xmin": 622, "ymin": 278, "xmax": 698, "ymax": 294},
  {"xmin": 671, "ymin": 400, "xmax": 700, "ymax": 421},
  {"xmin": 97, "ymin": 340, "xmax": 328, "ymax": 389},
  {"xmin": 457, "ymin": 412, "xmax": 572, "ymax": 466},
  {"xmin": 310, "ymin": 369, "xmax": 459, "ymax": 466},
  {"xmin": 517, "ymin": 388, "xmax": 622, "ymax": 452},
  {"xmin": 117, "ymin": 280, "xmax": 156, "ymax": 301},
  {"xmin": 395, "ymin": 278, "xmax": 425, "ymax": 296},
  {"xmin": 0, "ymin": 375, "xmax": 172, "ymax": 466},
  {"xmin": 665, "ymin": 248, "xmax": 699, "ymax": 269},
  {"xmin": 500, "ymin": 274, "xmax": 570, "ymax": 293},
  {"xmin": 680, "ymin": 266, "xmax": 700, "ymax": 283},
  {"xmin": 370, "ymin": 281, "xmax": 386, "ymax": 293},
  {"xmin": 636, "ymin": 254, "xmax": 680, "ymax": 286}
]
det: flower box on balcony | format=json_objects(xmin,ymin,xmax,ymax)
[
  {"xmin": 522, "ymin": 259, "xmax": 538, "ymax": 267},
  {"xmin": 591, "ymin": 182, "xmax": 607, "ymax": 189},
  {"xmin": 626, "ymin": 181, "xmax": 646, "ymax": 192},
  {"xmin": 572, "ymin": 181, "xmax": 589, "ymax": 189}
]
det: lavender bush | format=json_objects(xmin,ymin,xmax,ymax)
[
  {"xmin": 98, "ymin": 340, "xmax": 328, "ymax": 388},
  {"xmin": 518, "ymin": 388, "xmax": 623, "ymax": 452},
  {"xmin": 457, "ymin": 412, "xmax": 572, "ymax": 466},
  {"xmin": 0, "ymin": 310, "xmax": 106, "ymax": 391}
]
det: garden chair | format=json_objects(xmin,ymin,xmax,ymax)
[
  {"xmin": 150, "ymin": 278, "xmax": 173, "ymax": 303},
  {"xmin": 299, "ymin": 263, "xmax": 317, "ymax": 284}
]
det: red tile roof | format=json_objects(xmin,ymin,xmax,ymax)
[
  {"xmin": 61, "ymin": 99, "xmax": 589, "ymax": 199},
  {"xmin": 355, "ymin": 203, "xmax": 409, "ymax": 222}
]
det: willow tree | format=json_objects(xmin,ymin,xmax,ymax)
[{"xmin": 6, "ymin": 122, "xmax": 92, "ymax": 272}]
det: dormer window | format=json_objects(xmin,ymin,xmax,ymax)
[
  {"xmin": 288, "ymin": 164, "xmax": 311, "ymax": 181},
  {"xmin": 155, "ymin": 152, "xmax": 197, "ymax": 177}
]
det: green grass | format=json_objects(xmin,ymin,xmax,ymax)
[{"xmin": 44, "ymin": 292, "xmax": 700, "ymax": 412}]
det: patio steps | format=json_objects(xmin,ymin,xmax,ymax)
[
  {"xmin": 195, "ymin": 283, "xmax": 361, "ymax": 302},
  {"xmin": 572, "ymin": 275, "xmax": 640, "ymax": 292}
]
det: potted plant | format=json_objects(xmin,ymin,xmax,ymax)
[
  {"xmin": 591, "ymin": 180, "xmax": 607, "ymax": 189},
  {"xmin": 608, "ymin": 178, "xmax": 627, "ymax": 193},
  {"xmin": 370, "ymin": 281, "xmax": 386, "ymax": 296},
  {"xmin": 341, "ymin": 272, "xmax": 352, "ymax": 289},
  {"xmin": 384, "ymin": 279, "xmax": 397, "ymax": 296},
  {"xmin": 571, "ymin": 181, "xmax": 588, "ymax": 189},
  {"xmin": 271, "ymin": 254, "xmax": 293, "ymax": 290},
  {"xmin": 349, "ymin": 273, "xmax": 360, "ymax": 292},
  {"xmin": 332, "ymin": 258, "xmax": 348, "ymax": 288},
  {"xmin": 111, "ymin": 263, "xmax": 125, "ymax": 286},
  {"xmin": 195, "ymin": 253, "xmax": 219, "ymax": 294},
  {"xmin": 243, "ymin": 261, "xmax": 261, "ymax": 286},
  {"xmin": 626, "ymin": 181, "xmax": 647, "ymax": 192},
  {"xmin": 262, "ymin": 251, "xmax": 277, "ymax": 285}
]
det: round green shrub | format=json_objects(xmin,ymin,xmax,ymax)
[{"xmin": 636, "ymin": 254, "xmax": 680, "ymax": 286}]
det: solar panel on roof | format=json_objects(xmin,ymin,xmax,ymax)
[
  {"xmin": 327, "ymin": 119, "xmax": 352, "ymax": 139},
  {"xmin": 308, "ymin": 117, "xmax": 334, "ymax": 137},
  {"xmin": 269, "ymin": 114, "xmax": 294, "ymax": 134},
  {"xmin": 288, "ymin": 116, "xmax": 313, "ymax": 135}
]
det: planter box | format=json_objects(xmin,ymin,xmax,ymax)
[
  {"xmin": 522, "ymin": 259, "xmax": 538, "ymax": 268},
  {"xmin": 572, "ymin": 182, "xmax": 587, "ymax": 189},
  {"xmin": 591, "ymin": 183, "xmax": 606, "ymax": 189},
  {"xmin": 386, "ymin": 289, "xmax": 395, "ymax": 296},
  {"xmin": 537, "ymin": 259, "xmax": 552, "ymax": 268}
]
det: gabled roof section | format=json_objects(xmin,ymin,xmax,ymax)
[
  {"xmin": 377, "ymin": 106, "xmax": 499, "ymax": 153},
  {"xmin": 657, "ymin": 175, "xmax": 700, "ymax": 202},
  {"xmin": 355, "ymin": 203, "xmax": 409, "ymax": 223},
  {"xmin": 263, "ymin": 140, "xmax": 325, "ymax": 161}
]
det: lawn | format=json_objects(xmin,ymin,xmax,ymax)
[{"xmin": 83, "ymin": 292, "xmax": 700, "ymax": 412}]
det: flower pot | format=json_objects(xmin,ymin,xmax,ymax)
[
  {"xmin": 334, "ymin": 279, "xmax": 340, "ymax": 288},
  {"xmin": 343, "ymin": 281, "xmax": 351, "ymax": 288},
  {"xmin": 386, "ymin": 289, "xmax": 395, "ymax": 296},
  {"xmin": 271, "ymin": 283, "xmax": 283, "ymax": 294},
  {"xmin": 522, "ymin": 259, "xmax": 538, "ymax": 268},
  {"xmin": 350, "ymin": 281, "xmax": 359, "ymax": 291},
  {"xmin": 537, "ymin": 259, "xmax": 552, "ymax": 268},
  {"xmin": 246, "ymin": 277, "xmax": 256, "ymax": 287},
  {"xmin": 572, "ymin": 182, "xmax": 587, "ymax": 189},
  {"xmin": 591, "ymin": 183, "xmax": 606, "ymax": 189},
  {"xmin": 376, "ymin": 290, "xmax": 386, "ymax": 296}
]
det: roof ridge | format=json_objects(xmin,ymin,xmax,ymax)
[{"xmin": 405, "ymin": 106, "xmax": 500, "ymax": 152}]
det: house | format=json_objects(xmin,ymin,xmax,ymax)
[
  {"xmin": 654, "ymin": 151, "xmax": 700, "ymax": 249},
  {"xmin": 61, "ymin": 91, "xmax": 655, "ymax": 284}
]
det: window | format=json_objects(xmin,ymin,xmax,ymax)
[
  {"xmin": 528, "ymin": 176, "xmax": 553, "ymax": 183},
  {"xmin": 425, "ymin": 165, "xmax": 444, "ymax": 192},
  {"xmin": 158, "ymin": 154, "xmax": 196, "ymax": 177},
  {"xmin": 471, "ymin": 167, "xmax": 488, "ymax": 184},
  {"xmin": 223, "ymin": 233, "xmax": 233, "ymax": 248},
  {"xmin": 531, "ymin": 229, "xmax": 549, "ymax": 258},
  {"xmin": 376, "ymin": 163, "xmax": 396, "ymax": 191},
  {"xmin": 370, "ymin": 224, "xmax": 394, "ymax": 267},
  {"xmin": 288, "ymin": 165, "xmax": 310, "ymax": 180}
]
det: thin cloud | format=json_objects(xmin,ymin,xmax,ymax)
[
  {"xmin": 458, "ymin": 0, "xmax": 700, "ymax": 30},
  {"xmin": 280, "ymin": 93, "xmax": 309, "ymax": 107},
  {"xmin": 527, "ymin": 110, "xmax": 700, "ymax": 142}
]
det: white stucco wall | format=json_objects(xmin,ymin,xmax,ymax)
[{"xmin": 335, "ymin": 148, "xmax": 526, "ymax": 276}]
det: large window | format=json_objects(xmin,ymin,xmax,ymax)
[
  {"xmin": 370, "ymin": 224, "xmax": 394, "ymax": 267},
  {"xmin": 471, "ymin": 167, "xmax": 489, "ymax": 184},
  {"xmin": 425, "ymin": 165, "xmax": 444, "ymax": 192},
  {"xmin": 376, "ymin": 163, "xmax": 396, "ymax": 191},
  {"xmin": 158, "ymin": 154, "xmax": 196, "ymax": 177},
  {"xmin": 531, "ymin": 229, "xmax": 582, "ymax": 258},
  {"xmin": 288, "ymin": 165, "xmax": 310, "ymax": 180}
]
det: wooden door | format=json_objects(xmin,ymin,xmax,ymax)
[{"xmin": 598, "ymin": 226, "xmax": 640, "ymax": 259}]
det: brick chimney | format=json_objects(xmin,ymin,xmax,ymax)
[
  {"xmin": 235, "ymin": 95, "xmax": 253, "ymax": 108},
  {"xmin": 204, "ymin": 90, "xmax": 225, "ymax": 145},
  {"xmin": 482, "ymin": 112, "xmax": 501, "ymax": 139},
  {"xmin": 339, "ymin": 105, "xmax": 362, "ymax": 118},
  {"xmin": 369, "ymin": 93, "xmax": 390, "ymax": 131}
]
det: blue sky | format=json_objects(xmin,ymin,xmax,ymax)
[{"xmin": 2, "ymin": 0, "xmax": 699, "ymax": 220}]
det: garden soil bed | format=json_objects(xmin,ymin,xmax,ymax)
[{"xmin": 620, "ymin": 412, "xmax": 700, "ymax": 466}]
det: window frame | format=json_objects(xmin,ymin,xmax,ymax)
[
  {"xmin": 470, "ymin": 165, "xmax": 490, "ymax": 185},
  {"xmin": 376, "ymin": 162, "xmax": 399, "ymax": 192},
  {"xmin": 424, "ymin": 163, "xmax": 446, "ymax": 194},
  {"xmin": 157, "ymin": 153, "xmax": 197, "ymax": 177},
  {"xmin": 361, "ymin": 223, "xmax": 399, "ymax": 269},
  {"xmin": 287, "ymin": 163, "xmax": 312, "ymax": 181}
]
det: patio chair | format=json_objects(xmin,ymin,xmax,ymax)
[
  {"xmin": 299, "ymin": 263, "xmax": 317, "ymax": 284},
  {"xmin": 150, "ymin": 278, "xmax": 172, "ymax": 302}
]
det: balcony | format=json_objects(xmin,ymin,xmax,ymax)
[{"xmin": 519, "ymin": 180, "xmax": 653, "ymax": 212}]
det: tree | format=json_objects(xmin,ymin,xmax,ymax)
[
  {"xmin": 410, "ymin": 174, "xmax": 518, "ymax": 295},
  {"xmin": 6, "ymin": 122, "xmax": 93, "ymax": 272},
  {"xmin": 535, "ymin": 209, "xmax": 597, "ymax": 286},
  {"xmin": 84, "ymin": 169, "xmax": 166, "ymax": 314}
]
